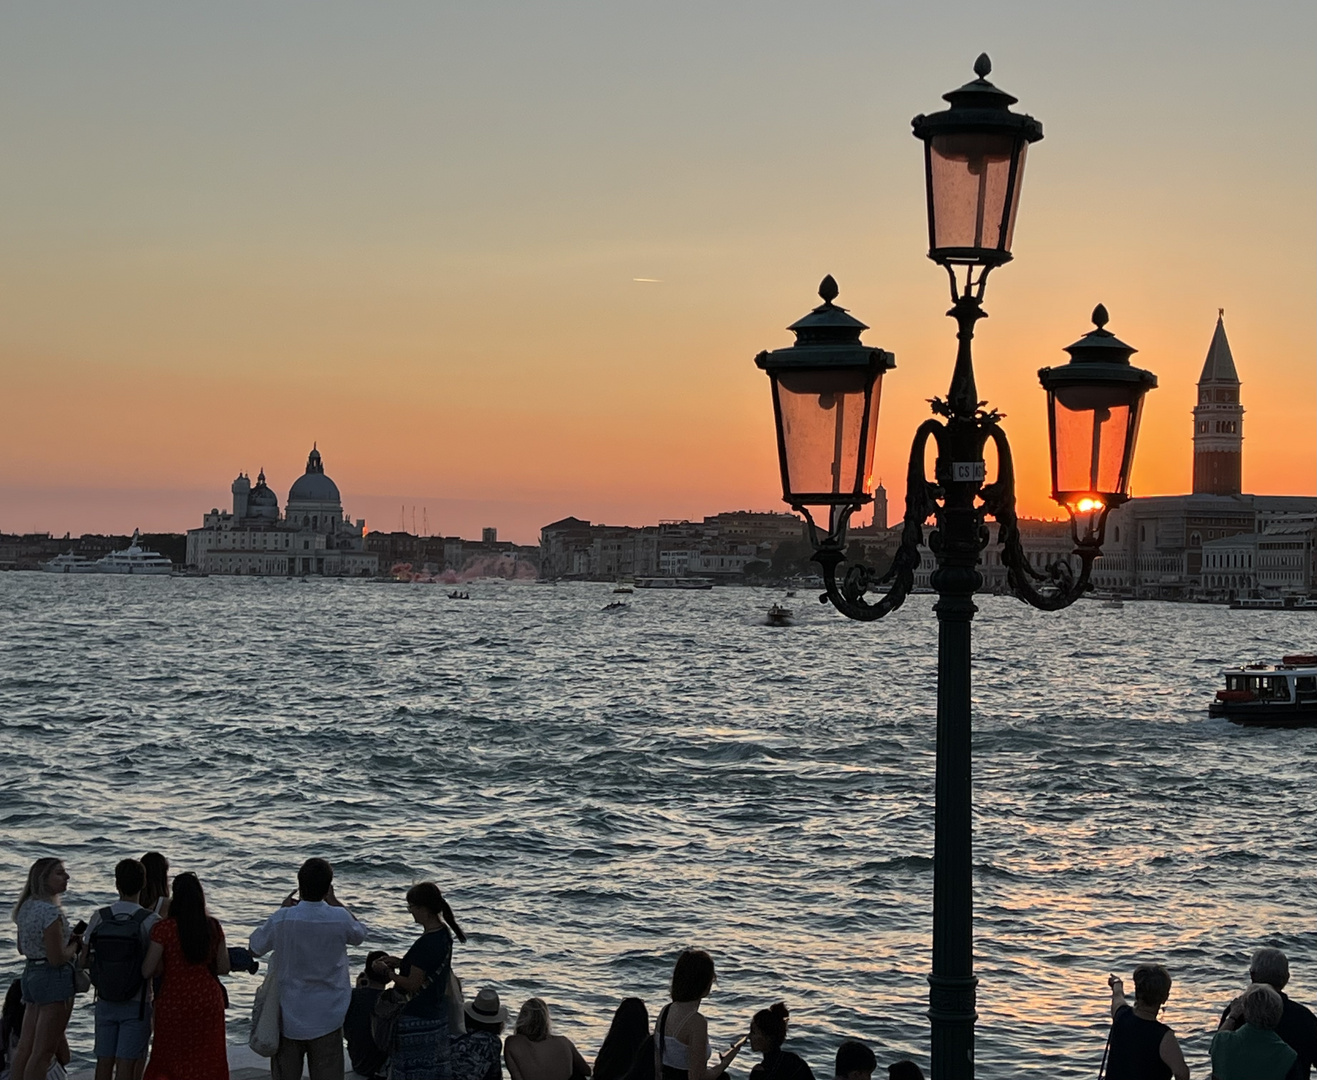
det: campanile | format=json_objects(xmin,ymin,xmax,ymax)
[{"xmin": 1192, "ymin": 310, "xmax": 1243, "ymax": 495}]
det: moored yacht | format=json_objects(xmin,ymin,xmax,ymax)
[
  {"xmin": 95, "ymin": 530, "xmax": 173, "ymax": 575},
  {"xmin": 39, "ymin": 552, "xmax": 98, "ymax": 574},
  {"xmin": 1209, "ymin": 655, "xmax": 1317, "ymax": 727}
]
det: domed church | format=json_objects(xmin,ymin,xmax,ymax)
[{"xmin": 185, "ymin": 447, "xmax": 378, "ymax": 576}]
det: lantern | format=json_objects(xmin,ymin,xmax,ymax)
[
  {"xmin": 754, "ymin": 276, "xmax": 895, "ymax": 533},
  {"xmin": 1038, "ymin": 305, "xmax": 1158, "ymax": 544},
  {"xmin": 911, "ymin": 54, "xmax": 1043, "ymax": 270}
]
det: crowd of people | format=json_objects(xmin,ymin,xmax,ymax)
[
  {"xmin": 1103, "ymin": 957, "xmax": 1317, "ymax": 1079},
  {"xmin": 9, "ymin": 855, "xmax": 1317, "ymax": 1080},
  {"xmin": 3, "ymin": 858, "xmax": 923, "ymax": 1080}
]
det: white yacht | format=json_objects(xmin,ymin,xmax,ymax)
[
  {"xmin": 95, "ymin": 531, "xmax": 173, "ymax": 575},
  {"xmin": 39, "ymin": 552, "xmax": 98, "ymax": 574}
]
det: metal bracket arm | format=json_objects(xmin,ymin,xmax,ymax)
[
  {"xmin": 811, "ymin": 420, "xmax": 943, "ymax": 621},
  {"xmin": 980, "ymin": 424, "xmax": 1098, "ymax": 612}
]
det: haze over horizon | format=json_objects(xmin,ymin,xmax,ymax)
[{"xmin": 2, "ymin": 2, "xmax": 1313, "ymax": 546}]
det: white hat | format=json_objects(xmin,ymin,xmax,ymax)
[{"xmin": 465, "ymin": 987, "xmax": 509, "ymax": 1026}]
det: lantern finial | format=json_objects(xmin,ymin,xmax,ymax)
[
  {"xmin": 974, "ymin": 53, "xmax": 992, "ymax": 79},
  {"xmin": 818, "ymin": 275, "xmax": 839, "ymax": 305},
  {"xmin": 1092, "ymin": 303, "xmax": 1109, "ymax": 330}
]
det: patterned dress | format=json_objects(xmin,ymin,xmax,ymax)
[{"xmin": 143, "ymin": 918, "xmax": 227, "ymax": 1080}]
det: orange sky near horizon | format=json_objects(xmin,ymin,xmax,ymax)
[{"xmin": 0, "ymin": 3, "xmax": 1312, "ymax": 545}]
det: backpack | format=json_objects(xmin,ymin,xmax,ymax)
[{"xmin": 88, "ymin": 907, "xmax": 150, "ymax": 1004}]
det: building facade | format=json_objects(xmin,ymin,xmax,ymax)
[{"xmin": 186, "ymin": 447, "xmax": 378, "ymax": 576}]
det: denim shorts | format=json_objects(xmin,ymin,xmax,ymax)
[
  {"xmin": 20, "ymin": 960, "xmax": 74, "ymax": 1005},
  {"xmin": 94, "ymin": 997, "xmax": 153, "ymax": 1061}
]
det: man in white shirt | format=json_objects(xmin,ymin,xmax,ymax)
[{"xmin": 250, "ymin": 858, "xmax": 369, "ymax": 1080}]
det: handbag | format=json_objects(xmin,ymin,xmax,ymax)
[
  {"xmin": 249, "ymin": 951, "xmax": 281, "ymax": 1057},
  {"xmin": 72, "ymin": 964, "xmax": 91, "ymax": 995},
  {"xmin": 372, "ymin": 972, "xmax": 431, "ymax": 1053}
]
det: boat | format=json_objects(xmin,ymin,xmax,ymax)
[
  {"xmin": 1208, "ymin": 654, "xmax": 1317, "ymax": 727},
  {"xmin": 447, "ymin": 590, "xmax": 470, "ymax": 600},
  {"xmin": 634, "ymin": 576, "xmax": 714, "ymax": 590},
  {"xmin": 766, "ymin": 604, "xmax": 794, "ymax": 626},
  {"xmin": 602, "ymin": 600, "xmax": 628, "ymax": 612},
  {"xmin": 1101, "ymin": 597, "xmax": 1124, "ymax": 609},
  {"xmin": 39, "ymin": 552, "xmax": 98, "ymax": 574},
  {"xmin": 1228, "ymin": 597, "xmax": 1317, "ymax": 611},
  {"xmin": 94, "ymin": 531, "xmax": 173, "ymax": 575},
  {"xmin": 612, "ymin": 586, "xmax": 634, "ymax": 594}
]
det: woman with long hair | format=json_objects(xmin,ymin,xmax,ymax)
[
  {"xmin": 504, "ymin": 998, "xmax": 591, "ymax": 1080},
  {"xmin": 8, "ymin": 859, "xmax": 79, "ymax": 1080},
  {"xmin": 138, "ymin": 854, "xmax": 170, "ymax": 917},
  {"xmin": 383, "ymin": 882, "xmax": 467, "ymax": 1080},
  {"xmin": 141, "ymin": 872, "xmax": 229, "ymax": 1080},
  {"xmin": 746, "ymin": 1004, "xmax": 813, "ymax": 1080},
  {"xmin": 653, "ymin": 950, "xmax": 742, "ymax": 1080},
  {"xmin": 593, "ymin": 998, "xmax": 649, "ymax": 1080}
]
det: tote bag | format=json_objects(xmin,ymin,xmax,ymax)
[{"xmin": 249, "ymin": 952, "xmax": 281, "ymax": 1057}]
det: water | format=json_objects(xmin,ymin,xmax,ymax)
[{"xmin": 2, "ymin": 575, "xmax": 1315, "ymax": 1077}]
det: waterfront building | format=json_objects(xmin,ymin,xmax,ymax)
[
  {"xmin": 1095, "ymin": 314, "xmax": 1317, "ymax": 598},
  {"xmin": 538, "ymin": 511, "xmax": 805, "ymax": 581},
  {"xmin": 185, "ymin": 447, "xmax": 378, "ymax": 576}
]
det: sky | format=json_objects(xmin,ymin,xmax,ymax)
[{"xmin": 0, "ymin": 1, "xmax": 1313, "ymax": 544}]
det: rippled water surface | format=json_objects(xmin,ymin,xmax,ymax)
[{"xmin": 2, "ymin": 575, "xmax": 1315, "ymax": 1077}]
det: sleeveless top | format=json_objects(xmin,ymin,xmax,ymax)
[
  {"xmin": 657, "ymin": 1006, "xmax": 691, "ymax": 1080},
  {"xmin": 1106, "ymin": 1005, "xmax": 1171, "ymax": 1080}
]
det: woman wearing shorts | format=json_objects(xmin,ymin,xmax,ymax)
[{"xmin": 8, "ymin": 858, "xmax": 80, "ymax": 1080}]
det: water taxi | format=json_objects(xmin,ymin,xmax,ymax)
[
  {"xmin": 1209, "ymin": 654, "xmax": 1317, "ymax": 727},
  {"xmin": 634, "ymin": 576, "xmax": 714, "ymax": 590}
]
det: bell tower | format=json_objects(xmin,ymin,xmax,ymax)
[{"xmin": 1192, "ymin": 310, "xmax": 1243, "ymax": 495}]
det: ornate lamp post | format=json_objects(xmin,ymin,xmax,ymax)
[{"xmin": 754, "ymin": 56, "xmax": 1157, "ymax": 1079}]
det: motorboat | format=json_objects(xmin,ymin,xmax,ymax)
[
  {"xmin": 602, "ymin": 600, "xmax": 628, "ymax": 612},
  {"xmin": 39, "ymin": 552, "xmax": 98, "ymax": 574},
  {"xmin": 766, "ymin": 604, "xmax": 794, "ymax": 626},
  {"xmin": 1209, "ymin": 654, "xmax": 1317, "ymax": 727},
  {"xmin": 94, "ymin": 531, "xmax": 172, "ymax": 575}
]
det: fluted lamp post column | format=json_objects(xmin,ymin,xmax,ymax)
[{"xmin": 753, "ymin": 57, "xmax": 1157, "ymax": 1080}]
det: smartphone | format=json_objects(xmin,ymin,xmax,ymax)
[{"xmin": 70, "ymin": 920, "xmax": 88, "ymax": 940}]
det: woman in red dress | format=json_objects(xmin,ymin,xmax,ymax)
[{"xmin": 141, "ymin": 872, "xmax": 230, "ymax": 1080}]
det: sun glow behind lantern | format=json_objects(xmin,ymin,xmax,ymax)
[{"xmin": 1039, "ymin": 306, "xmax": 1157, "ymax": 546}]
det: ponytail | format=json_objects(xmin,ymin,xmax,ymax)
[
  {"xmin": 439, "ymin": 895, "xmax": 467, "ymax": 944},
  {"xmin": 405, "ymin": 882, "xmax": 467, "ymax": 944}
]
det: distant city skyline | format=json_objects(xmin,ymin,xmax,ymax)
[{"xmin": 0, "ymin": 3, "xmax": 1312, "ymax": 544}]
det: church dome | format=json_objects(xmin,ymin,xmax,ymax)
[
  {"xmin": 287, "ymin": 446, "xmax": 341, "ymax": 505},
  {"xmin": 247, "ymin": 469, "xmax": 280, "ymax": 520}
]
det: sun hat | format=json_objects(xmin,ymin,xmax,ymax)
[{"xmin": 465, "ymin": 987, "xmax": 509, "ymax": 1025}]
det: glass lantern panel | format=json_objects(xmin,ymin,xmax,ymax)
[
  {"xmin": 928, "ymin": 134, "xmax": 1025, "ymax": 254},
  {"xmin": 776, "ymin": 368, "xmax": 881, "ymax": 500},
  {"xmin": 1051, "ymin": 383, "xmax": 1140, "ymax": 500}
]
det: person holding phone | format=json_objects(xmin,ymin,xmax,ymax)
[
  {"xmin": 249, "ymin": 858, "xmax": 368, "ymax": 1080},
  {"xmin": 8, "ymin": 858, "xmax": 79, "ymax": 1080},
  {"xmin": 1105, "ymin": 966, "xmax": 1189, "ymax": 1080},
  {"xmin": 653, "ymin": 950, "xmax": 742, "ymax": 1080}
]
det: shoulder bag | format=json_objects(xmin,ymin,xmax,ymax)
[
  {"xmin": 372, "ymin": 972, "xmax": 431, "ymax": 1053},
  {"xmin": 249, "ymin": 951, "xmax": 281, "ymax": 1057}
]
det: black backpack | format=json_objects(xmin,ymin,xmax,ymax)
[{"xmin": 88, "ymin": 907, "xmax": 151, "ymax": 1004}]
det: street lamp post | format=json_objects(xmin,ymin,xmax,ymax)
[{"xmin": 753, "ymin": 57, "xmax": 1157, "ymax": 1080}]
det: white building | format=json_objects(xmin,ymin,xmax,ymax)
[{"xmin": 186, "ymin": 447, "xmax": 379, "ymax": 577}]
